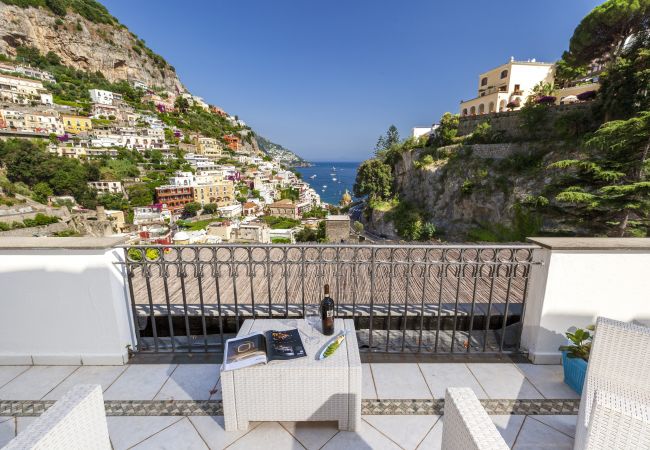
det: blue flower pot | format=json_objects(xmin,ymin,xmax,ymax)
[{"xmin": 561, "ymin": 351, "xmax": 587, "ymax": 394}]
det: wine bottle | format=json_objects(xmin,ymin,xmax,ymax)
[{"xmin": 320, "ymin": 284, "xmax": 335, "ymax": 336}]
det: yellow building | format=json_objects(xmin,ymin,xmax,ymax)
[
  {"xmin": 193, "ymin": 180, "xmax": 235, "ymax": 207},
  {"xmin": 61, "ymin": 114, "xmax": 92, "ymax": 134},
  {"xmin": 460, "ymin": 59, "xmax": 554, "ymax": 116},
  {"xmin": 194, "ymin": 135, "xmax": 223, "ymax": 159}
]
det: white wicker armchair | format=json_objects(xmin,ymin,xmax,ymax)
[
  {"xmin": 574, "ymin": 317, "xmax": 650, "ymax": 450},
  {"xmin": 583, "ymin": 389, "xmax": 650, "ymax": 449},
  {"xmin": 3, "ymin": 384, "xmax": 110, "ymax": 450},
  {"xmin": 441, "ymin": 388, "xmax": 509, "ymax": 450}
]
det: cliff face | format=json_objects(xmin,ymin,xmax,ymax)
[
  {"xmin": 0, "ymin": 3, "xmax": 183, "ymax": 92},
  {"xmin": 366, "ymin": 142, "xmax": 582, "ymax": 241}
]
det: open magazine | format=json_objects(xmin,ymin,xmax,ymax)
[{"xmin": 222, "ymin": 329, "xmax": 306, "ymax": 371}]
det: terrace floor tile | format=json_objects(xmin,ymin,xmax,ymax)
[
  {"xmin": 279, "ymin": 421, "xmax": 339, "ymax": 450},
  {"xmin": 371, "ymin": 363, "xmax": 432, "ymax": 399},
  {"xmin": 0, "ymin": 417, "xmax": 15, "ymax": 448},
  {"xmin": 322, "ymin": 420, "xmax": 401, "ymax": 450},
  {"xmin": 131, "ymin": 417, "xmax": 208, "ymax": 449},
  {"xmin": 0, "ymin": 367, "xmax": 30, "ymax": 390},
  {"xmin": 490, "ymin": 415, "xmax": 526, "ymax": 447},
  {"xmin": 364, "ymin": 415, "xmax": 440, "ymax": 450},
  {"xmin": 107, "ymin": 416, "xmax": 182, "ymax": 450},
  {"xmin": 516, "ymin": 364, "xmax": 580, "ymax": 399},
  {"xmin": 419, "ymin": 363, "xmax": 488, "ymax": 399},
  {"xmin": 42, "ymin": 365, "xmax": 127, "ymax": 400},
  {"xmin": 513, "ymin": 416, "xmax": 574, "ymax": 449},
  {"xmin": 103, "ymin": 364, "xmax": 176, "ymax": 400},
  {"xmin": 154, "ymin": 364, "xmax": 220, "ymax": 401},
  {"xmin": 530, "ymin": 415, "xmax": 578, "ymax": 439},
  {"xmin": 189, "ymin": 416, "xmax": 256, "ymax": 450},
  {"xmin": 0, "ymin": 366, "xmax": 78, "ymax": 400},
  {"xmin": 226, "ymin": 422, "xmax": 305, "ymax": 449},
  {"xmin": 466, "ymin": 363, "xmax": 544, "ymax": 399},
  {"xmin": 361, "ymin": 364, "xmax": 377, "ymax": 400}
]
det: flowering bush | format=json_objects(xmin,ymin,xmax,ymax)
[
  {"xmin": 536, "ymin": 95, "xmax": 557, "ymax": 104},
  {"xmin": 577, "ymin": 90, "xmax": 597, "ymax": 101}
]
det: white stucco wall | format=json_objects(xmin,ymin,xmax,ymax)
[
  {"xmin": 0, "ymin": 238, "xmax": 135, "ymax": 365},
  {"xmin": 522, "ymin": 241, "xmax": 650, "ymax": 364}
]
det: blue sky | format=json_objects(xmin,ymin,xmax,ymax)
[{"xmin": 102, "ymin": 0, "xmax": 601, "ymax": 162}]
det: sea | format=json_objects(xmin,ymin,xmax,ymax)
[{"xmin": 295, "ymin": 161, "xmax": 360, "ymax": 205}]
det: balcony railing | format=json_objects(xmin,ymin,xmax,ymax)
[{"xmin": 122, "ymin": 243, "xmax": 539, "ymax": 355}]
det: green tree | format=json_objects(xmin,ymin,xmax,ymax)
[
  {"xmin": 430, "ymin": 113, "xmax": 459, "ymax": 147},
  {"xmin": 174, "ymin": 96, "xmax": 190, "ymax": 113},
  {"xmin": 374, "ymin": 125, "xmax": 401, "ymax": 157},
  {"xmin": 597, "ymin": 30, "xmax": 650, "ymax": 120},
  {"xmin": 280, "ymin": 187, "xmax": 300, "ymax": 201},
  {"xmin": 554, "ymin": 58, "xmax": 589, "ymax": 87},
  {"xmin": 549, "ymin": 112, "xmax": 650, "ymax": 236},
  {"xmin": 202, "ymin": 203, "xmax": 218, "ymax": 215},
  {"xmin": 32, "ymin": 182, "xmax": 53, "ymax": 204},
  {"xmin": 564, "ymin": 0, "xmax": 650, "ymax": 67},
  {"xmin": 127, "ymin": 183, "xmax": 154, "ymax": 207},
  {"xmin": 98, "ymin": 193, "xmax": 129, "ymax": 211},
  {"xmin": 183, "ymin": 201, "xmax": 201, "ymax": 217},
  {"xmin": 353, "ymin": 159, "xmax": 393, "ymax": 200}
]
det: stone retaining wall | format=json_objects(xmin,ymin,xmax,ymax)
[{"xmin": 458, "ymin": 102, "xmax": 593, "ymax": 138}]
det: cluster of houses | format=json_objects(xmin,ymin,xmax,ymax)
[
  {"xmin": 0, "ymin": 61, "xmax": 337, "ymax": 244},
  {"xmin": 134, "ymin": 156, "xmax": 324, "ymax": 245},
  {"xmin": 412, "ymin": 57, "xmax": 601, "ymax": 139}
]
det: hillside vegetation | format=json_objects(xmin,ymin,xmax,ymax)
[{"xmin": 355, "ymin": 0, "xmax": 650, "ymax": 241}]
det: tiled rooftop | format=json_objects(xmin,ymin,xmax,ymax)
[{"xmin": 0, "ymin": 362, "xmax": 579, "ymax": 449}]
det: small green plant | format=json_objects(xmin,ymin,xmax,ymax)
[{"xmin": 559, "ymin": 325, "xmax": 595, "ymax": 361}]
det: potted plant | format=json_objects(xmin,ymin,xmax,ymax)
[{"xmin": 558, "ymin": 325, "xmax": 594, "ymax": 394}]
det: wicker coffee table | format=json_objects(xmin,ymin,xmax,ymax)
[{"xmin": 221, "ymin": 318, "xmax": 361, "ymax": 431}]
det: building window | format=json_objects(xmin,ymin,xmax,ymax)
[
  {"xmin": 500, "ymin": 70, "xmax": 508, "ymax": 79},
  {"xmin": 481, "ymin": 77, "xmax": 488, "ymax": 86}
]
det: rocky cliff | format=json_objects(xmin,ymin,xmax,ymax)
[
  {"xmin": 0, "ymin": 2, "xmax": 183, "ymax": 92},
  {"xmin": 366, "ymin": 141, "xmax": 584, "ymax": 241}
]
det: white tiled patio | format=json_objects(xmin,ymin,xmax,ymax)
[{"xmin": 0, "ymin": 362, "xmax": 579, "ymax": 449}]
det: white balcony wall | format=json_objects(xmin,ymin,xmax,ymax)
[
  {"xmin": 522, "ymin": 238, "xmax": 650, "ymax": 364},
  {"xmin": 0, "ymin": 237, "xmax": 135, "ymax": 365}
]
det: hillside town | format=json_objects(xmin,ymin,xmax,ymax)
[{"xmin": 0, "ymin": 58, "xmax": 357, "ymax": 245}]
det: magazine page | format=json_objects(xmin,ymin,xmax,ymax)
[
  {"xmin": 223, "ymin": 332, "xmax": 268, "ymax": 371},
  {"xmin": 265, "ymin": 329, "xmax": 306, "ymax": 361}
]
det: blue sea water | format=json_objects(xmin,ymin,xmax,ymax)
[{"xmin": 295, "ymin": 161, "xmax": 360, "ymax": 205}]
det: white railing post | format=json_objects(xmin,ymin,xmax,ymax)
[{"xmin": 521, "ymin": 237, "xmax": 650, "ymax": 364}]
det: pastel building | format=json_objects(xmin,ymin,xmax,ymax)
[
  {"xmin": 61, "ymin": 114, "xmax": 92, "ymax": 134},
  {"xmin": 460, "ymin": 58, "xmax": 554, "ymax": 116},
  {"xmin": 193, "ymin": 180, "xmax": 235, "ymax": 207}
]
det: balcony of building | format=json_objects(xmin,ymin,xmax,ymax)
[{"xmin": 0, "ymin": 237, "xmax": 649, "ymax": 449}]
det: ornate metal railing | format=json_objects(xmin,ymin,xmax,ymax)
[{"xmin": 122, "ymin": 244, "xmax": 540, "ymax": 355}]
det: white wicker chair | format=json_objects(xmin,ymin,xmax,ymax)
[
  {"xmin": 574, "ymin": 317, "xmax": 650, "ymax": 449},
  {"xmin": 3, "ymin": 384, "xmax": 110, "ymax": 450},
  {"xmin": 583, "ymin": 389, "xmax": 650, "ymax": 449},
  {"xmin": 441, "ymin": 388, "xmax": 509, "ymax": 450}
]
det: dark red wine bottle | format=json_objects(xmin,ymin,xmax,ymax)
[{"xmin": 320, "ymin": 284, "xmax": 335, "ymax": 336}]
